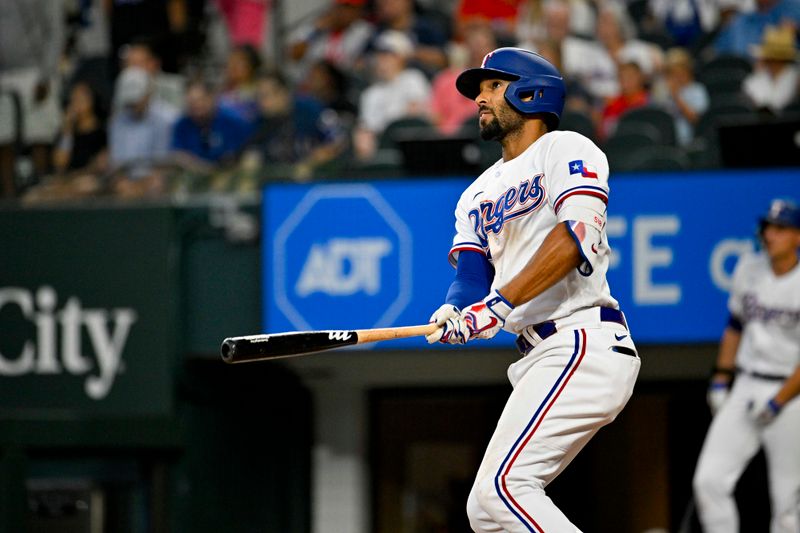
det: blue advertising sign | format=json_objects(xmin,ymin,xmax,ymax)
[{"xmin": 264, "ymin": 169, "xmax": 798, "ymax": 346}]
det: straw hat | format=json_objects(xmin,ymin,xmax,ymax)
[{"xmin": 750, "ymin": 26, "xmax": 798, "ymax": 62}]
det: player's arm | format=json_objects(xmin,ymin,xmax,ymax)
[
  {"xmin": 706, "ymin": 321, "xmax": 741, "ymax": 414},
  {"xmin": 496, "ymin": 222, "xmax": 580, "ymax": 306},
  {"xmin": 774, "ymin": 366, "xmax": 800, "ymax": 407}
]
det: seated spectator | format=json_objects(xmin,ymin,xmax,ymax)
[
  {"xmin": 455, "ymin": 0, "xmax": 520, "ymax": 44},
  {"xmin": 53, "ymin": 81, "xmax": 108, "ymax": 174},
  {"xmin": 120, "ymin": 37, "xmax": 185, "ymax": 111},
  {"xmin": 372, "ymin": 0, "xmax": 449, "ymax": 75},
  {"xmin": 353, "ymin": 31, "xmax": 432, "ymax": 161},
  {"xmin": 298, "ymin": 60, "xmax": 359, "ymax": 128},
  {"xmin": 287, "ymin": 0, "xmax": 374, "ymax": 82},
  {"xmin": 219, "ymin": 44, "xmax": 262, "ymax": 123},
  {"xmin": 243, "ymin": 71, "xmax": 346, "ymax": 181},
  {"xmin": 742, "ymin": 25, "xmax": 799, "ymax": 113},
  {"xmin": 171, "ymin": 80, "xmax": 252, "ymax": 166},
  {"xmin": 216, "ymin": 0, "xmax": 271, "ymax": 48},
  {"xmin": 599, "ymin": 58, "xmax": 651, "ymax": 139},
  {"xmin": 430, "ymin": 22, "xmax": 496, "ymax": 135},
  {"xmin": 715, "ymin": 0, "xmax": 800, "ymax": 58},
  {"xmin": 653, "ymin": 47, "xmax": 709, "ymax": 145},
  {"xmin": 109, "ymin": 67, "xmax": 176, "ymax": 197}
]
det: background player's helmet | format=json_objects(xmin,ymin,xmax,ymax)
[
  {"xmin": 759, "ymin": 198, "xmax": 800, "ymax": 232},
  {"xmin": 456, "ymin": 47, "xmax": 566, "ymax": 128}
]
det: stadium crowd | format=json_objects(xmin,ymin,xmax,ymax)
[{"xmin": 1, "ymin": 0, "xmax": 798, "ymax": 202}]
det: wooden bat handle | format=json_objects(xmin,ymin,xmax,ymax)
[{"xmin": 356, "ymin": 323, "xmax": 439, "ymax": 344}]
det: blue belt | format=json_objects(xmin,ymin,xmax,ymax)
[{"xmin": 515, "ymin": 307, "xmax": 628, "ymax": 356}]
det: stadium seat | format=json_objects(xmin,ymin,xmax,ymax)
[
  {"xmin": 379, "ymin": 117, "xmax": 435, "ymax": 150},
  {"xmin": 605, "ymin": 130, "xmax": 661, "ymax": 170},
  {"xmin": 698, "ymin": 55, "xmax": 752, "ymax": 79},
  {"xmin": 559, "ymin": 110, "xmax": 597, "ymax": 141},
  {"xmin": 617, "ymin": 107, "xmax": 677, "ymax": 146},
  {"xmin": 617, "ymin": 145, "xmax": 691, "ymax": 172}
]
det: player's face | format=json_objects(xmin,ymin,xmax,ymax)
[
  {"xmin": 762, "ymin": 223, "xmax": 800, "ymax": 260},
  {"xmin": 475, "ymin": 78, "xmax": 525, "ymax": 141}
]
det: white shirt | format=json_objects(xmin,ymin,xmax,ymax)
[
  {"xmin": 449, "ymin": 131, "xmax": 618, "ymax": 333},
  {"xmin": 729, "ymin": 252, "xmax": 800, "ymax": 377},
  {"xmin": 743, "ymin": 66, "xmax": 800, "ymax": 114},
  {"xmin": 358, "ymin": 68, "xmax": 431, "ymax": 133}
]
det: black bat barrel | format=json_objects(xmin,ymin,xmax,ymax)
[{"xmin": 220, "ymin": 331, "xmax": 360, "ymax": 363}]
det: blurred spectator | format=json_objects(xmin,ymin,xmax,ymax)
[
  {"xmin": 0, "ymin": 0, "xmax": 65, "ymax": 197},
  {"xmin": 599, "ymin": 59, "xmax": 651, "ymax": 139},
  {"xmin": 109, "ymin": 67, "xmax": 176, "ymax": 197},
  {"xmin": 742, "ymin": 25, "xmax": 799, "ymax": 113},
  {"xmin": 171, "ymin": 80, "xmax": 252, "ymax": 166},
  {"xmin": 120, "ymin": 37, "xmax": 186, "ymax": 111},
  {"xmin": 715, "ymin": 0, "xmax": 800, "ymax": 58},
  {"xmin": 516, "ymin": 0, "xmax": 596, "ymax": 45},
  {"xmin": 243, "ymin": 71, "xmax": 346, "ymax": 181},
  {"xmin": 298, "ymin": 60, "xmax": 359, "ymax": 128},
  {"xmin": 353, "ymin": 31, "xmax": 432, "ymax": 161},
  {"xmin": 653, "ymin": 48, "xmax": 710, "ymax": 146},
  {"xmin": 107, "ymin": 0, "xmax": 188, "ymax": 74},
  {"xmin": 219, "ymin": 44, "xmax": 262, "ymax": 123},
  {"xmin": 288, "ymin": 0, "xmax": 373, "ymax": 82},
  {"xmin": 455, "ymin": 0, "xmax": 521, "ymax": 43},
  {"xmin": 430, "ymin": 23, "xmax": 497, "ymax": 135},
  {"xmin": 53, "ymin": 82, "xmax": 108, "ymax": 174},
  {"xmin": 372, "ymin": 0, "xmax": 449, "ymax": 75},
  {"xmin": 216, "ymin": 0, "xmax": 271, "ymax": 47}
]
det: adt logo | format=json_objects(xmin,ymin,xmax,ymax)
[{"xmin": 273, "ymin": 185, "xmax": 412, "ymax": 331}]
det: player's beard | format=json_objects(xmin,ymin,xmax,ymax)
[{"xmin": 479, "ymin": 104, "xmax": 526, "ymax": 142}]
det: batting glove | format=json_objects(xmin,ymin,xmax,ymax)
[
  {"xmin": 750, "ymin": 398, "xmax": 782, "ymax": 426},
  {"xmin": 706, "ymin": 382, "xmax": 730, "ymax": 415},
  {"xmin": 461, "ymin": 289, "xmax": 514, "ymax": 340},
  {"xmin": 427, "ymin": 304, "xmax": 469, "ymax": 344}
]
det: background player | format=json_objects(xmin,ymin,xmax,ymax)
[
  {"xmin": 425, "ymin": 47, "xmax": 640, "ymax": 532},
  {"xmin": 693, "ymin": 199, "xmax": 800, "ymax": 533}
]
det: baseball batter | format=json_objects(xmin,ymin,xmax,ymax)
[
  {"xmin": 693, "ymin": 199, "xmax": 800, "ymax": 533},
  {"xmin": 426, "ymin": 47, "xmax": 640, "ymax": 532}
]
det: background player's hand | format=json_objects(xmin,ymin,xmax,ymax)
[
  {"xmin": 461, "ymin": 290, "xmax": 514, "ymax": 340},
  {"xmin": 706, "ymin": 381, "xmax": 730, "ymax": 414},
  {"xmin": 426, "ymin": 304, "xmax": 469, "ymax": 344},
  {"xmin": 750, "ymin": 398, "xmax": 782, "ymax": 425}
]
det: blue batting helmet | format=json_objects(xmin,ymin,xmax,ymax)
[
  {"xmin": 455, "ymin": 47, "xmax": 566, "ymax": 127},
  {"xmin": 759, "ymin": 199, "xmax": 800, "ymax": 230}
]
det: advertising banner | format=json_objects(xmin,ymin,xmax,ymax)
[{"xmin": 263, "ymin": 169, "xmax": 798, "ymax": 346}]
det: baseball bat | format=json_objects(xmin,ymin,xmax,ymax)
[{"xmin": 220, "ymin": 323, "xmax": 439, "ymax": 364}]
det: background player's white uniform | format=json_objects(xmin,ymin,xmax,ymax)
[
  {"xmin": 451, "ymin": 130, "xmax": 641, "ymax": 532},
  {"xmin": 694, "ymin": 252, "xmax": 800, "ymax": 533}
]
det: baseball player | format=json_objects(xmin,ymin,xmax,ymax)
[
  {"xmin": 693, "ymin": 199, "xmax": 800, "ymax": 533},
  {"xmin": 426, "ymin": 47, "xmax": 640, "ymax": 532}
]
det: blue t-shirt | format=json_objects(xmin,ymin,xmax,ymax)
[{"xmin": 171, "ymin": 106, "xmax": 252, "ymax": 162}]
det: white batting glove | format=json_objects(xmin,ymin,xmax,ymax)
[
  {"xmin": 426, "ymin": 304, "xmax": 469, "ymax": 344},
  {"xmin": 706, "ymin": 382, "xmax": 730, "ymax": 415},
  {"xmin": 461, "ymin": 289, "xmax": 514, "ymax": 341},
  {"xmin": 750, "ymin": 398, "xmax": 782, "ymax": 426}
]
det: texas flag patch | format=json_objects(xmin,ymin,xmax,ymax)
[{"xmin": 568, "ymin": 160, "xmax": 598, "ymax": 179}]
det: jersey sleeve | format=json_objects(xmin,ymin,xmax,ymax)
[
  {"xmin": 727, "ymin": 253, "xmax": 750, "ymax": 322},
  {"xmin": 545, "ymin": 132, "xmax": 610, "ymax": 275},
  {"xmin": 448, "ymin": 185, "xmax": 487, "ymax": 268},
  {"xmin": 545, "ymin": 132, "xmax": 610, "ymax": 229}
]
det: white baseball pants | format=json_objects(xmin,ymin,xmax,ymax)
[
  {"xmin": 693, "ymin": 374, "xmax": 800, "ymax": 533},
  {"xmin": 467, "ymin": 325, "xmax": 640, "ymax": 532}
]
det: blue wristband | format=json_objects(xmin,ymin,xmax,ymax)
[{"xmin": 767, "ymin": 398, "xmax": 782, "ymax": 414}]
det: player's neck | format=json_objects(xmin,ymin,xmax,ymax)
[
  {"xmin": 770, "ymin": 252, "xmax": 799, "ymax": 276},
  {"xmin": 501, "ymin": 121, "xmax": 549, "ymax": 161}
]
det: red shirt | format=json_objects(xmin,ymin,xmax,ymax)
[{"xmin": 599, "ymin": 90, "xmax": 649, "ymax": 139}]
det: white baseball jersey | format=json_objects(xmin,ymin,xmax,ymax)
[
  {"xmin": 729, "ymin": 252, "xmax": 800, "ymax": 376},
  {"xmin": 449, "ymin": 130, "xmax": 617, "ymax": 332}
]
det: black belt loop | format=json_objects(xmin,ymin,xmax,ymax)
[{"xmin": 515, "ymin": 307, "xmax": 627, "ymax": 356}]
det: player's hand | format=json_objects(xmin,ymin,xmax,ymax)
[
  {"xmin": 750, "ymin": 398, "xmax": 782, "ymax": 425},
  {"xmin": 426, "ymin": 304, "xmax": 469, "ymax": 344},
  {"xmin": 461, "ymin": 289, "xmax": 514, "ymax": 341},
  {"xmin": 706, "ymin": 381, "xmax": 730, "ymax": 415}
]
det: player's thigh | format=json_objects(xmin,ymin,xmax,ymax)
[
  {"xmin": 696, "ymin": 382, "xmax": 762, "ymax": 480},
  {"xmin": 763, "ymin": 397, "xmax": 800, "ymax": 486}
]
